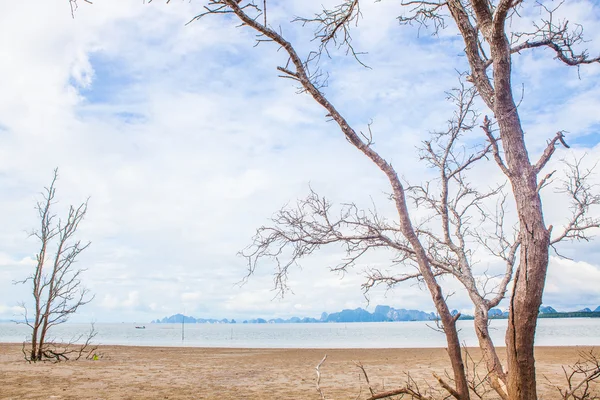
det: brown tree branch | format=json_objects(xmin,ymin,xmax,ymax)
[
  {"xmin": 534, "ymin": 131, "xmax": 570, "ymax": 174},
  {"xmin": 448, "ymin": 0, "xmax": 496, "ymax": 109},
  {"xmin": 481, "ymin": 116, "xmax": 510, "ymax": 176},
  {"xmin": 512, "ymin": 2, "xmax": 600, "ymax": 68},
  {"xmin": 556, "ymin": 350, "xmax": 600, "ymax": 400},
  {"xmin": 354, "ymin": 361, "xmax": 376, "ymax": 397},
  {"xmin": 433, "ymin": 371, "xmax": 462, "ymax": 399}
]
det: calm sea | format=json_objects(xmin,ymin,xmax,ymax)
[{"xmin": 1, "ymin": 319, "xmax": 599, "ymax": 348}]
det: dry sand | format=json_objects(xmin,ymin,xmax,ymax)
[{"xmin": 0, "ymin": 343, "xmax": 598, "ymax": 399}]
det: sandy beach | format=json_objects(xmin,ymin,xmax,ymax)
[{"xmin": 0, "ymin": 343, "xmax": 597, "ymax": 399}]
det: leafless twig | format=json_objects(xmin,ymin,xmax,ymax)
[
  {"xmin": 316, "ymin": 354, "xmax": 327, "ymax": 400},
  {"xmin": 556, "ymin": 350, "xmax": 600, "ymax": 400},
  {"xmin": 551, "ymin": 156, "xmax": 600, "ymax": 255}
]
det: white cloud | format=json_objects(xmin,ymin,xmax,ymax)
[
  {"xmin": 0, "ymin": 253, "xmax": 35, "ymax": 268},
  {"xmin": 101, "ymin": 291, "xmax": 140, "ymax": 311},
  {"xmin": 0, "ymin": 304, "xmax": 23, "ymax": 318},
  {"xmin": 545, "ymin": 257, "xmax": 600, "ymax": 310}
]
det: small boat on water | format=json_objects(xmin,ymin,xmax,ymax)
[{"xmin": 135, "ymin": 326, "xmax": 146, "ymax": 329}]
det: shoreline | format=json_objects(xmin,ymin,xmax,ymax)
[
  {"xmin": 4, "ymin": 340, "xmax": 596, "ymax": 349},
  {"xmin": 1, "ymin": 343, "xmax": 598, "ymax": 399}
]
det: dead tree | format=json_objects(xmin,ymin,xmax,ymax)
[
  {"xmin": 16, "ymin": 169, "xmax": 93, "ymax": 362},
  {"xmin": 180, "ymin": 1, "xmax": 600, "ymax": 400}
]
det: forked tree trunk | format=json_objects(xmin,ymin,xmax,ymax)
[{"xmin": 494, "ymin": 85, "xmax": 550, "ymax": 400}]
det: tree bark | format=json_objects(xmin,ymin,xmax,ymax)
[
  {"xmin": 472, "ymin": 305, "xmax": 509, "ymax": 399},
  {"xmin": 488, "ymin": 28, "xmax": 551, "ymax": 400},
  {"xmin": 505, "ymin": 167, "xmax": 549, "ymax": 400}
]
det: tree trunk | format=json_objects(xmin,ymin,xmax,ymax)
[
  {"xmin": 486, "ymin": 25, "xmax": 551, "ymax": 400},
  {"xmin": 496, "ymin": 115, "xmax": 550, "ymax": 400},
  {"xmin": 505, "ymin": 181, "xmax": 549, "ymax": 400},
  {"xmin": 30, "ymin": 324, "xmax": 39, "ymax": 361},
  {"xmin": 472, "ymin": 305, "xmax": 508, "ymax": 400},
  {"xmin": 496, "ymin": 111, "xmax": 550, "ymax": 400},
  {"xmin": 37, "ymin": 325, "xmax": 48, "ymax": 361}
]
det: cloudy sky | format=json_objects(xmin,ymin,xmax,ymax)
[{"xmin": 0, "ymin": 0, "xmax": 599, "ymax": 323}]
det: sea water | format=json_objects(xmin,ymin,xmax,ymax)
[{"xmin": 0, "ymin": 318, "xmax": 599, "ymax": 348}]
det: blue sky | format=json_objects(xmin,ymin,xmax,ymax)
[{"xmin": 0, "ymin": 0, "xmax": 599, "ymax": 323}]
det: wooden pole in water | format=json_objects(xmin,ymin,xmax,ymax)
[{"xmin": 182, "ymin": 313, "xmax": 185, "ymax": 342}]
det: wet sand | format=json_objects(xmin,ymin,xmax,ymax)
[{"xmin": 0, "ymin": 344, "xmax": 597, "ymax": 399}]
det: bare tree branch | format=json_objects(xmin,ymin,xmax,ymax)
[
  {"xmin": 550, "ymin": 156, "xmax": 600, "ymax": 250},
  {"xmin": 556, "ymin": 350, "xmax": 600, "ymax": 400},
  {"xmin": 293, "ymin": 0, "xmax": 370, "ymax": 68},
  {"xmin": 241, "ymin": 189, "xmax": 422, "ymax": 296},
  {"xmin": 354, "ymin": 361, "xmax": 376, "ymax": 397},
  {"xmin": 398, "ymin": 0, "xmax": 448, "ymax": 35},
  {"xmin": 534, "ymin": 131, "xmax": 570, "ymax": 174},
  {"xmin": 509, "ymin": 2, "xmax": 600, "ymax": 68},
  {"xmin": 355, "ymin": 365, "xmax": 437, "ymax": 400},
  {"xmin": 481, "ymin": 116, "xmax": 510, "ymax": 177},
  {"xmin": 433, "ymin": 371, "xmax": 463, "ymax": 399}
]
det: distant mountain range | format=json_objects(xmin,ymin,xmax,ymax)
[
  {"xmin": 152, "ymin": 304, "xmax": 600, "ymax": 324},
  {"xmin": 152, "ymin": 306, "xmax": 436, "ymax": 324},
  {"xmin": 535, "ymin": 305, "xmax": 600, "ymax": 319}
]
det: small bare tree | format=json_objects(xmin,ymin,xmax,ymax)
[{"xmin": 16, "ymin": 169, "xmax": 94, "ymax": 362}]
